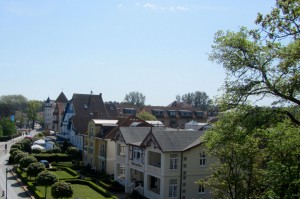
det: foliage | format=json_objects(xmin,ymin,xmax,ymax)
[
  {"xmin": 66, "ymin": 146, "xmax": 81, "ymax": 162},
  {"xmin": 27, "ymin": 162, "xmax": 46, "ymax": 180},
  {"xmin": 180, "ymin": 91, "xmax": 213, "ymax": 110},
  {"xmin": 209, "ymin": 0, "xmax": 300, "ymax": 125},
  {"xmin": 124, "ymin": 91, "xmax": 146, "ymax": 107},
  {"xmin": 0, "ymin": 94, "xmax": 28, "ymax": 117},
  {"xmin": 0, "ymin": 117, "xmax": 17, "ymax": 136},
  {"xmin": 11, "ymin": 143, "xmax": 22, "ymax": 150},
  {"xmin": 14, "ymin": 153, "xmax": 28, "ymax": 165},
  {"xmin": 37, "ymin": 170, "xmax": 58, "ymax": 199},
  {"xmin": 19, "ymin": 155, "xmax": 38, "ymax": 169},
  {"xmin": 48, "ymin": 147, "xmax": 61, "ymax": 154},
  {"xmin": 27, "ymin": 100, "xmax": 42, "ymax": 129},
  {"xmin": 20, "ymin": 139, "xmax": 32, "ymax": 152},
  {"xmin": 31, "ymin": 148, "xmax": 42, "ymax": 154},
  {"xmin": 51, "ymin": 181, "xmax": 73, "ymax": 199},
  {"xmin": 203, "ymin": 2, "xmax": 300, "ymax": 197},
  {"xmin": 137, "ymin": 111, "xmax": 157, "ymax": 121}
]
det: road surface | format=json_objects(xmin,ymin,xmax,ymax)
[{"xmin": 0, "ymin": 130, "xmax": 39, "ymax": 199}]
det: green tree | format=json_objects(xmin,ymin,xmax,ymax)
[
  {"xmin": 14, "ymin": 153, "xmax": 28, "ymax": 167},
  {"xmin": 37, "ymin": 170, "xmax": 58, "ymax": 199},
  {"xmin": 0, "ymin": 95, "xmax": 28, "ymax": 116},
  {"xmin": 209, "ymin": 0, "xmax": 300, "ymax": 124},
  {"xmin": 51, "ymin": 181, "xmax": 73, "ymax": 199},
  {"xmin": 19, "ymin": 155, "xmax": 37, "ymax": 170},
  {"xmin": 27, "ymin": 100, "xmax": 42, "ymax": 129},
  {"xmin": 27, "ymin": 162, "xmax": 46, "ymax": 181},
  {"xmin": 181, "ymin": 91, "xmax": 213, "ymax": 110},
  {"xmin": 137, "ymin": 111, "xmax": 157, "ymax": 121},
  {"xmin": 203, "ymin": 0, "xmax": 300, "ymax": 198},
  {"xmin": 67, "ymin": 146, "xmax": 81, "ymax": 164},
  {"xmin": 0, "ymin": 117, "xmax": 16, "ymax": 136},
  {"xmin": 124, "ymin": 91, "xmax": 146, "ymax": 107}
]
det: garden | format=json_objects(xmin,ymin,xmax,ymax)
[{"xmin": 8, "ymin": 134, "xmax": 120, "ymax": 199}]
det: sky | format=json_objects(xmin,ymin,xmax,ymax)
[{"xmin": 0, "ymin": 0, "xmax": 275, "ymax": 105}]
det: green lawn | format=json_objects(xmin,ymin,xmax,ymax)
[
  {"xmin": 53, "ymin": 170, "xmax": 75, "ymax": 179},
  {"xmin": 37, "ymin": 184, "xmax": 109, "ymax": 199}
]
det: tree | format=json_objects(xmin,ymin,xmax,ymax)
[
  {"xmin": 67, "ymin": 146, "xmax": 81, "ymax": 164},
  {"xmin": 209, "ymin": 0, "xmax": 300, "ymax": 124},
  {"xmin": 14, "ymin": 153, "xmax": 28, "ymax": 166},
  {"xmin": 202, "ymin": 1, "xmax": 300, "ymax": 198},
  {"xmin": 0, "ymin": 95, "xmax": 28, "ymax": 117},
  {"xmin": 27, "ymin": 162, "xmax": 46, "ymax": 181},
  {"xmin": 0, "ymin": 117, "xmax": 16, "ymax": 136},
  {"xmin": 124, "ymin": 91, "xmax": 146, "ymax": 107},
  {"xmin": 51, "ymin": 181, "xmax": 73, "ymax": 199},
  {"xmin": 19, "ymin": 155, "xmax": 37, "ymax": 170},
  {"xmin": 37, "ymin": 170, "xmax": 58, "ymax": 199},
  {"xmin": 137, "ymin": 111, "xmax": 157, "ymax": 121},
  {"xmin": 27, "ymin": 100, "xmax": 42, "ymax": 129},
  {"xmin": 180, "ymin": 91, "xmax": 213, "ymax": 110}
]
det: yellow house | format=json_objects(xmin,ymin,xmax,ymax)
[{"xmin": 84, "ymin": 119, "xmax": 118, "ymax": 175}]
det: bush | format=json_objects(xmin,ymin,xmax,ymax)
[
  {"xmin": 48, "ymin": 147, "xmax": 61, "ymax": 154},
  {"xmin": 31, "ymin": 148, "xmax": 42, "ymax": 154}
]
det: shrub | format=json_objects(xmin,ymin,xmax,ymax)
[{"xmin": 31, "ymin": 148, "xmax": 42, "ymax": 154}]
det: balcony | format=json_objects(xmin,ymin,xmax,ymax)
[{"xmin": 148, "ymin": 151, "xmax": 161, "ymax": 168}]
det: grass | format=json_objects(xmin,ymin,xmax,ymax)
[
  {"xmin": 36, "ymin": 184, "xmax": 110, "ymax": 199},
  {"xmin": 53, "ymin": 170, "xmax": 75, "ymax": 179}
]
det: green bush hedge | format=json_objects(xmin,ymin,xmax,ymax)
[
  {"xmin": 27, "ymin": 182, "xmax": 45, "ymax": 199},
  {"xmin": 32, "ymin": 153, "xmax": 71, "ymax": 162}
]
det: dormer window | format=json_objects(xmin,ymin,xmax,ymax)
[
  {"xmin": 152, "ymin": 109, "xmax": 164, "ymax": 116},
  {"xmin": 123, "ymin": 108, "xmax": 137, "ymax": 115},
  {"xmin": 84, "ymin": 104, "xmax": 88, "ymax": 109},
  {"xmin": 196, "ymin": 111, "xmax": 204, "ymax": 118},
  {"xmin": 179, "ymin": 110, "xmax": 192, "ymax": 117},
  {"xmin": 168, "ymin": 110, "xmax": 176, "ymax": 117}
]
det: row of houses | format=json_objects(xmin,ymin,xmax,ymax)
[{"xmin": 43, "ymin": 92, "xmax": 217, "ymax": 199}]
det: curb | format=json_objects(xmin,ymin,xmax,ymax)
[{"xmin": 9, "ymin": 170, "xmax": 35, "ymax": 199}]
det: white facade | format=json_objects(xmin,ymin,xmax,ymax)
[
  {"xmin": 44, "ymin": 97, "xmax": 56, "ymax": 130},
  {"xmin": 114, "ymin": 130, "xmax": 213, "ymax": 199}
]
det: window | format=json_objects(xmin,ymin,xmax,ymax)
[
  {"xmin": 100, "ymin": 143, "xmax": 105, "ymax": 156},
  {"xmin": 118, "ymin": 165, "xmax": 125, "ymax": 179},
  {"xmin": 198, "ymin": 184, "xmax": 205, "ymax": 194},
  {"xmin": 118, "ymin": 144, "xmax": 126, "ymax": 156},
  {"xmin": 168, "ymin": 179, "xmax": 177, "ymax": 197},
  {"xmin": 133, "ymin": 146, "xmax": 143, "ymax": 163},
  {"xmin": 170, "ymin": 154, "xmax": 178, "ymax": 170},
  {"xmin": 200, "ymin": 152, "xmax": 206, "ymax": 166}
]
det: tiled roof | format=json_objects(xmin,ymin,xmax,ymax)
[
  {"xmin": 56, "ymin": 92, "xmax": 68, "ymax": 103},
  {"xmin": 150, "ymin": 129, "xmax": 204, "ymax": 152},
  {"xmin": 70, "ymin": 93, "xmax": 119, "ymax": 134},
  {"xmin": 118, "ymin": 127, "xmax": 151, "ymax": 144}
]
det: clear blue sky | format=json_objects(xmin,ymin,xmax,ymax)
[{"xmin": 0, "ymin": 1, "xmax": 274, "ymax": 105}]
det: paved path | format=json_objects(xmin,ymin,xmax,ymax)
[{"xmin": 0, "ymin": 132, "xmax": 35, "ymax": 199}]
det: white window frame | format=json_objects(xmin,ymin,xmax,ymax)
[
  {"xmin": 200, "ymin": 152, "xmax": 206, "ymax": 166},
  {"xmin": 168, "ymin": 179, "xmax": 177, "ymax": 197},
  {"xmin": 170, "ymin": 154, "xmax": 178, "ymax": 170},
  {"xmin": 198, "ymin": 183, "xmax": 205, "ymax": 194}
]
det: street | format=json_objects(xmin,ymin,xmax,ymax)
[{"xmin": 0, "ymin": 130, "xmax": 39, "ymax": 199}]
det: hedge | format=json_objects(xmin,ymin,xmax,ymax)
[
  {"xmin": 32, "ymin": 153, "xmax": 71, "ymax": 162},
  {"xmin": 27, "ymin": 182, "xmax": 45, "ymax": 199}
]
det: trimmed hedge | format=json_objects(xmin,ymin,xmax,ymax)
[
  {"xmin": 32, "ymin": 153, "xmax": 71, "ymax": 162},
  {"xmin": 65, "ymin": 179, "xmax": 118, "ymax": 199},
  {"xmin": 98, "ymin": 179, "xmax": 125, "ymax": 192},
  {"xmin": 27, "ymin": 182, "xmax": 45, "ymax": 199}
]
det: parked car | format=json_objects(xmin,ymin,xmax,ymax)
[{"xmin": 40, "ymin": 160, "xmax": 50, "ymax": 168}]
